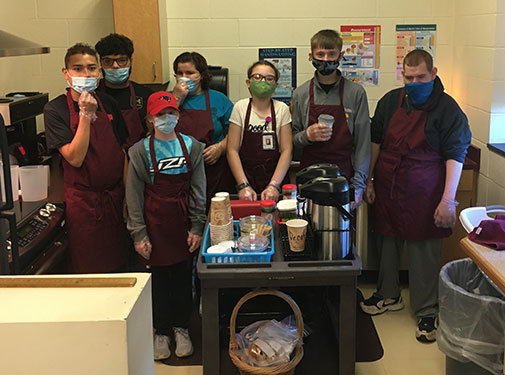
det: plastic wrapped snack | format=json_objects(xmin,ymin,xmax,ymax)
[{"xmin": 234, "ymin": 319, "xmax": 302, "ymax": 367}]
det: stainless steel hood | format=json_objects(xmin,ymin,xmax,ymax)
[{"xmin": 0, "ymin": 30, "xmax": 50, "ymax": 57}]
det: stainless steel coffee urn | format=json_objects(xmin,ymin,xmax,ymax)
[
  {"xmin": 295, "ymin": 164, "xmax": 341, "ymax": 217},
  {"xmin": 299, "ymin": 176, "xmax": 353, "ymax": 260}
]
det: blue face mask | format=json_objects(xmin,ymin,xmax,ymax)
[
  {"xmin": 154, "ymin": 113, "xmax": 178, "ymax": 134},
  {"xmin": 70, "ymin": 76, "xmax": 98, "ymax": 94},
  {"xmin": 103, "ymin": 68, "xmax": 130, "ymax": 85},
  {"xmin": 405, "ymin": 80, "xmax": 434, "ymax": 106},
  {"xmin": 177, "ymin": 76, "xmax": 199, "ymax": 95}
]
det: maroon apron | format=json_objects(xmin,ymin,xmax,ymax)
[
  {"xmin": 177, "ymin": 90, "xmax": 235, "ymax": 197},
  {"xmin": 372, "ymin": 90, "xmax": 451, "ymax": 241},
  {"xmin": 238, "ymin": 99, "xmax": 289, "ymax": 193},
  {"xmin": 63, "ymin": 89, "xmax": 126, "ymax": 273},
  {"xmin": 300, "ymin": 78, "xmax": 354, "ymax": 180},
  {"xmin": 100, "ymin": 81, "xmax": 145, "ymax": 148},
  {"xmin": 141, "ymin": 132, "xmax": 192, "ymax": 266}
]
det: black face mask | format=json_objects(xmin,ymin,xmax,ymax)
[{"xmin": 311, "ymin": 57, "xmax": 340, "ymax": 76}]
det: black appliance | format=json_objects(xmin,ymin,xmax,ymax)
[
  {"xmin": 0, "ymin": 92, "xmax": 49, "ymax": 165},
  {"xmin": 208, "ymin": 66, "xmax": 229, "ymax": 97},
  {"xmin": 1, "ymin": 115, "xmax": 67, "ymax": 275},
  {"xmin": 0, "ymin": 113, "xmax": 18, "ymax": 274}
]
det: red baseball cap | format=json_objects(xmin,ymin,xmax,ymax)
[{"xmin": 147, "ymin": 91, "xmax": 179, "ymax": 116}]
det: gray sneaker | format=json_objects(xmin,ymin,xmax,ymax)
[
  {"xmin": 360, "ymin": 294, "xmax": 404, "ymax": 315},
  {"xmin": 153, "ymin": 334, "xmax": 171, "ymax": 360},
  {"xmin": 173, "ymin": 327, "xmax": 194, "ymax": 358}
]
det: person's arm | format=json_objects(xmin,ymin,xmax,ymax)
[
  {"xmin": 261, "ymin": 124, "xmax": 292, "ymax": 201},
  {"xmin": 125, "ymin": 143, "xmax": 152, "ymax": 259},
  {"xmin": 364, "ymin": 94, "xmax": 388, "ymax": 204},
  {"xmin": 59, "ymin": 91, "xmax": 96, "ymax": 167},
  {"xmin": 188, "ymin": 139, "xmax": 207, "ymax": 252},
  {"xmin": 364, "ymin": 142, "xmax": 381, "ymax": 204},
  {"xmin": 172, "ymin": 79, "xmax": 189, "ymax": 107},
  {"xmin": 226, "ymin": 122, "xmax": 257, "ymax": 201},
  {"xmin": 202, "ymin": 92, "xmax": 233, "ymax": 165},
  {"xmin": 433, "ymin": 159, "xmax": 463, "ymax": 228},
  {"xmin": 349, "ymin": 88, "xmax": 371, "ymax": 205},
  {"xmin": 291, "ymin": 87, "xmax": 312, "ymax": 149}
]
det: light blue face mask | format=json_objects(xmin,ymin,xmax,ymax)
[
  {"xmin": 103, "ymin": 67, "xmax": 130, "ymax": 85},
  {"xmin": 177, "ymin": 76, "xmax": 199, "ymax": 95},
  {"xmin": 70, "ymin": 76, "xmax": 99, "ymax": 94},
  {"xmin": 154, "ymin": 113, "xmax": 178, "ymax": 134}
]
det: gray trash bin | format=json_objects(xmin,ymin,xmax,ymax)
[{"xmin": 438, "ymin": 258, "xmax": 505, "ymax": 375}]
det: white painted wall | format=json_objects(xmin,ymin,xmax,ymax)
[{"xmin": 450, "ymin": 0, "xmax": 505, "ymax": 206}]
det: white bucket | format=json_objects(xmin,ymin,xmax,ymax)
[
  {"xmin": 19, "ymin": 165, "xmax": 48, "ymax": 201},
  {"xmin": 0, "ymin": 162, "xmax": 19, "ymax": 202}
]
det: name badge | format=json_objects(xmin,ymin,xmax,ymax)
[{"xmin": 262, "ymin": 131, "xmax": 275, "ymax": 150}]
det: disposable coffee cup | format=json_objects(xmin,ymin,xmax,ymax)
[
  {"xmin": 318, "ymin": 114, "xmax": 335, "ymax": 129},
  {"xmin": 215, "ymin": 192, "xmax": 232, "ymax": 219},
  {"xmin": 286, "ymin": 219, "xmax": 308, "ymax": 252},
  {"xmin": 210, "ymin": 196, "xmax": 229, "ymax": 225}
]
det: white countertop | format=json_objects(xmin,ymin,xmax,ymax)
[{"xmin": 0, "ymin": 273, "xmax": 150, "ymax": 323}]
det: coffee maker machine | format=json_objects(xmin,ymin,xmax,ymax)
[{"xmin": 297, "ymin": 165, "xmax": 353, "ymax": 260}]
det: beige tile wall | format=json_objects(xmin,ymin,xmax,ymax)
[
  {"xmin": 451, "ymin": 0, "xmax": 505, "ymax": 206},
  {"xmin": 0, "ymin": 0, "xmax": 115, "ymax": 131},
  {"xmin": 163, "ymin": 0, "xmax": 455, "ymax": 114}
]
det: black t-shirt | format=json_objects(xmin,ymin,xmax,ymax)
[
  {"xmin": 319, "ymin": 82, "xmax": 336, "ymax": 94},
  {"xmin": 99, "ymin": 80, "xmax": 153, "ymax": 131},
  {"xmin": 43, "ymin": 90, "xmax": 129, "ymax": 152}
]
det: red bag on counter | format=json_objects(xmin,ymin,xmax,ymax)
[{"xmin": 468, "ymin": 214, "xmax": 505, "ymax": 250}]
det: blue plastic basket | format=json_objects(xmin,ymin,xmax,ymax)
[{"xmin": 201, "ymin": 220, "xmax": 274, "ymax": 264}]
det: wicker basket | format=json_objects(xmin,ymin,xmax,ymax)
[{"xmin": 229, "ymin": 289, "xmax": 304, "ymax": 375}]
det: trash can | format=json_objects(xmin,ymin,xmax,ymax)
[{"xmin": 438, "ymin": 258, "xmax": 505, "ymax": 375}]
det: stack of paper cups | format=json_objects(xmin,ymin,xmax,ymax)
[
  {"xmin": 210, "ymin": 196, "xmax": 233, "ymax": 245},
  {"xmin": 215, "ymin": 192, "xmax": 232, "ymax": 220}
]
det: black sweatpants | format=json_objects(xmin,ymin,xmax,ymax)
[{"xmin": 151, "ymin": 260, "xmax": 193, "ymax": 336}]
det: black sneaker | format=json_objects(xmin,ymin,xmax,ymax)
[
  {"xmin": 416, "ymin": 316, "xmax": 438, "ymax": 343},
  {"xmin": 360, "ymin": 294, "xmax": 404, "ymax": 315}
]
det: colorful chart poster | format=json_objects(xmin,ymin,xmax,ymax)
[
  {"xmin": 342, "ymin": 69, "xmax": 379, "ymax": 86},
  {"xmin": 258, "ymin": 48, "xmax": 297, "ymax": 105},
  {"xmin": 340, "ymin": 25, "xmax": 381, "ymax": 86},
  {"xmin": 395, "ymin": 24, "xmax": 436, "ymax": 85}
]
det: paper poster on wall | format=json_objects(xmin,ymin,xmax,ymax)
[
  {"xmin": 395, "ymin": 24, "xmax": 436, "ymax": 85},
  {"xmin": 342, "ymin": 69, "xmax": 379, "ymax": 86},
  {"xmin": 340, "ymin": 25, "xmax": 381, "ymax": 86},
  {"xmin": 258, "ymin": 48, "xmax": 297, "ymax": 105}
]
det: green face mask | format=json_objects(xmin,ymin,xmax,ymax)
[{"xmin": 249, "ymin": 80, "xmax": 276, "ymax": 99}]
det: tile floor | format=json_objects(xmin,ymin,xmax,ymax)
[{"xmin": 154, "ymin": 283, "xmax": 446, "ymax": 375}]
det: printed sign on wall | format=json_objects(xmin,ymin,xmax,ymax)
[
  {"xmin": 396, "ymin": 24, "xmax": 436, "ymax": 85},
  {"xmin": 259, "ymin": 48, "xmax": 297, "ymax": 105},
  {"xmin": 340, "ymin": 25, "xmax": 381, "ymax": 86}
]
